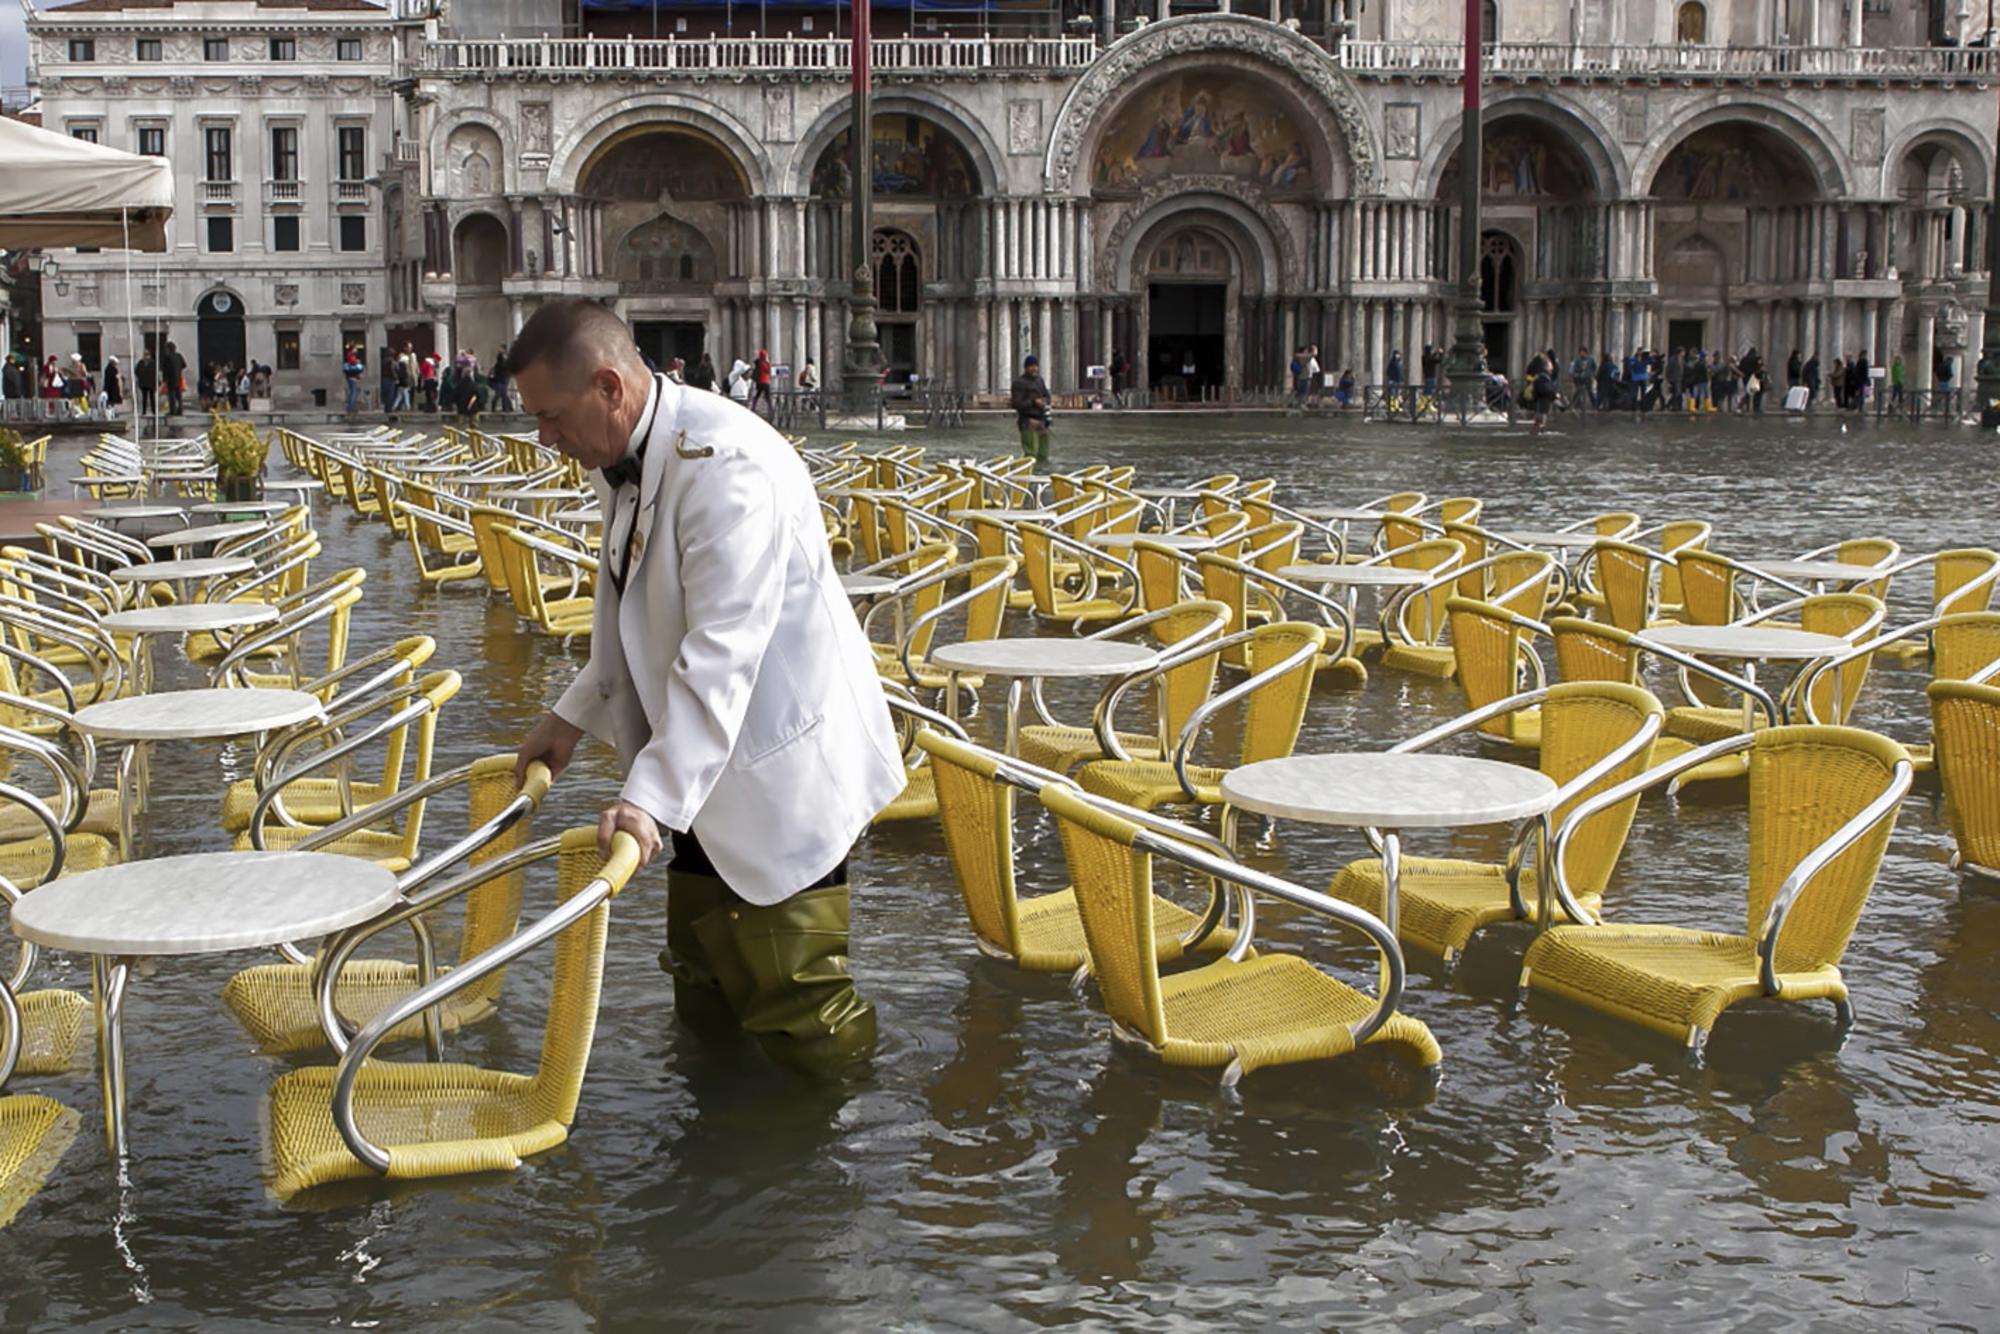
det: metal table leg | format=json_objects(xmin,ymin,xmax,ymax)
[{"xmin": 91, "ymin": 953, "xmax": 132, "ymax": 1159}]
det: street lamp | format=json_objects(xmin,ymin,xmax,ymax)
[{"xmin": 1441, "ymin": 0, "xmax": 1488, "ymax": 409}]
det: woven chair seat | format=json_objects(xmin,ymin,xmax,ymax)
[
  {"xmin": 1016, "ymin": 725, "xmax": 1160, "ymax": 775},
  {"xmin": 1040, "ymin": 594, "xmax": 1131, "ymax": 626},
  {"xmin": 1328, "ymin": 858, "xmax": 1597, "ymax": 965},
  {"xmin": 0, "ymin": 788, "xmax": 120, "ymax": 843},
  {"xmin": 873, "ymin": 769, "xmax": 937, "ymax": 823},
  {"xmin": 871, "ymin": 645, "xmax": 986, "ymax": 692},
  {"xmin": 1152, "ymin": 953, "xmax": 1441, "ymax": 1076},
  {"xmin": 221, "ymin": 777, "xmax": 396, "ymax": 834},
  {"xmin": 223, "ymin": 958, "xmax": 495, "ymax": 1056},
  {"xmin": 0, "ymin": 1095, "xmax": 80, "ymax": 1229},
  {"xmin": 267, "ymin": 1062, "xmax": 566, "ymax": 1197},
  {"xmin": 1075, "ymin": 759, "xmax": 1226, "ymax": 812},
  {"xmin": 1666, "ymin": 704, "xmax": 1761, "ymax": 744},
  {"xmin": 1009, "ymin": 886, "xmax": 1234, "ymax": 973},
  {"xmin": 0, "ymin": 833, "xmax": 115, "ymax": 889},
  {"xmin": 1521, "ymin": 924, "xmax": 1847, "ymax": 1045},
  {"xmin": 14, "ymin": 988, "xmax": 87, "ymax": 1076},
  {"xmin": 235, "ymin": 824, "xmax": 411, "ymax": 871},
  {"xmin": 1380, "ymin": 643, "xmax": 1457, "ymax": 679}
]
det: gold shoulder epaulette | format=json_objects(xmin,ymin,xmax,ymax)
[{"xmin": 674, "ymin": 430, "xmax": 715, "ymax": 460}]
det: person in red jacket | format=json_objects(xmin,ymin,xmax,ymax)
[{"xmin": 751, "ymin": 348, "xmax": 773, "ymax": 416}]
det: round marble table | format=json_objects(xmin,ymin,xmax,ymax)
[
  {"xmin": 263, "ymin": 478, "xmax": 325, "ymax": 499},
  {"xmin": 491, "ymin": 487, "xmax": 591, "ymax": 506},
  {"xmin": 108, "ymin": 555, "xmax": 255, "ymax": 602},
  {"xmin": 74, "ymin": 686, "xmax": 324, "ymax": 743},
  {"xmin": 101, "ymin": 604, "xmax": 281, "ymax": 693},
  {"xmin": 10, "ymin": 850, "xmax": 400, "ymax": 1158},
  {"xmin": 187, "ymin": 499, "xmax": 291, "ymax": 518},
  {"xmin": 145, "ymin": 518, "xmax": 269, "ymax": 551},
  {"xmin": 1133, "ymin": 486, "xmax": 1204, "ymax": 500},
  {"xmin": 1748, "ymin": 559, "xmax": 1886, "ymax": 590},
  {"xmin": 84, "ymin": 505, "xmax": 187, "ymax": 526},
  {"xmin": 1493, "ymin": 529, "xmax": 1604, "ymax": 550},
  {"xmin": 1298, "ymin": 507, "xmax": 1388, "ymax": 524},
  {"xmin": 1085, "ymin": 532, "xmax": 1214, "ymax": 550},
  {"xmin": 1639, "ymin": 624, "xmax": 1851, "ymax": 724},
  {"xmin": 1277, "ymin": 563, "xmax": 1430, "ymax": 587},
  {"xmin": 949, "ymin": 508, "xmax": 1058, "ymax": 524},
  {"xmin": 931, "ymin": 638, "xmax": 1159, "ymax": 753},
  {"xmin": 1222, "ymin": 752, "xmax": 1560, "ymax": 981}
]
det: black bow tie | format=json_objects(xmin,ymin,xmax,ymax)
[{"xmin": 602, "ymin": 451, "xmax": 644, "ymax": 490}]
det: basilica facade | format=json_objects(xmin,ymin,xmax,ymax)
[{"xmin": 27, "ymin": 0, "xmax": 2000, "ymax": 404}]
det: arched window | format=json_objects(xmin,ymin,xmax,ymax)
[
  {"xmin": 1480, "ymin": 232, "xmax": 1519, "ymax": 313},
  {"xmin": 1676, "ymin": 1, "xmax": 1706, "ymax": 44},
  {"xmin": 874, "ymin": 230, "xmax": 921, "ymax": 314},
  {"xmin": 1481, "ymin": 0, "xmax": 1499, "ymax": 43}
]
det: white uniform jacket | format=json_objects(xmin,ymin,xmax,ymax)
[{"xmin": 554, "ymin": 376, "xmax": 904, "ymax": 905}]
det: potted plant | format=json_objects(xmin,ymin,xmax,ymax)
[
  {"xmin": 0, "ymin": 428, "xmax": 28, "ymax": 494},
  {"xmin": 210, "ymin": 413, "xmax": 269, "ymax": 502}
]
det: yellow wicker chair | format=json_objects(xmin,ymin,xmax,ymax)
[
  {"xmin": 201, "ymin": 569, "xmax": 368, "ymax": 692},
  {"xmin": 1663, "ymin": 594, "xmax": 1884, "ymax": 753},
  {"xmin": 1674, "ymin": 549, "xmax": 1809, "ymax": 627},
  {"xmin": 223, "ymin": 756, "xmax": 551, "ymax": 1054},
  {"xmin": 493, "ymin": 524, "xmax": 595, "ymax": 639},
  {"xmin": 1446, "ymin": 598, "xmax": 1548, "ymax": 751},
  {"xmin": 0, "ymin": 973, "xmax": 80, "ymax": 1229},
  {"xmin": 1132, "ymin": 538, "xmax": 1198, "ymax": 614},
  {"xmin": 1040, "ymin": 781, "xmax": 1440, "ymax": 1084},
  {"xmin": 1326, "ymin": 682, "xmax": 1663, "ymax": 967},
  {"xmin": 0, "ymin": 778, "xmax": 91, "ymax": 1077},
  {"xmin": 1577, "ymin": 539, "xmax": 1675, "ymax": 632},
  {"xmin": 1384, "ymin": 549, "xmax": 1552, "ymax": 679},
  {"xmin": 1873, "ymin": 548, "xmax": 2000, "ymax": 664},
  {"xmin": 919, "ymin": 732, "xmax": 1235, "ymax": 972},
  {"xmin": 874, "ymin": 687, "xmax": 964, "ymax": 823},
  {"xmin": 218, "ymin": 639, "xmax": 439, "ymax": 832},
  {"xmin": 394, "ymin": 498, "xmax": 485, "ymax": 585},
  {"xmin": 1017, "ymin": 522, "xmax": 1138, "ymax": 630},
  {"xmin": 1928, "ymin": 678, "xmax": 2000, "ymax": 880},
  {"xmin": 1077, "ymin": 621, "xmax": 1324, "ymax": 812},
  {"xmin": 229, "ymin": 670, "xmax": 464, "ymax": 870},
  {"xmin": 966, "ymin": 516, "xmax": 1035, "ymax": 611},
  {"xmin": 265, "ymin": 826, "xmax": 640, "ymax": 1198},
  {"xmin": 1017, "ymin": 600, "xmax": 1231, "ymax": 774},
  {"xmin": 1520, "ymin": 726, "xmax": 1912, "ymax": 1055},
  {"xmin": 864, "ymin": 555, "xmax": 1017, "ymax": 695}
]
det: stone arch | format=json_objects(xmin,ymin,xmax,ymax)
[
  {"xmin": 786, "ymin": 91, "xmax": 1003, "ymax": 198},
  {"xmin": 429, "ymin": 108, "xmax": 512, "ymax": 195},
  {"xmin": 445, "ymin": 122, "xmax": 503, "ymax": 200},
  {"xmin": 550, "ymin": 95, "xmax": 767, "ymax": 196},
  {"xmin": 453, "ymin": 211, "xmax": 509, "ymax": 288},
  {"xmin": 1098, "ymin": 176, "xmax": 1296, "ymax": 293},
  {"xmin": 1632, "ymin": 99, "xmax": 1850, "ymax": 200},
  {"xmin": 1045, "ymin": 15, "xmax": 1379, "ymax": 197},
  {"xmin": 1882, "ymin": 121, "xmax": 1992, "ymax": 201},
  {"xmin": 1418, "ymin": 94, "xmax": 1627, "ymax": 199}
]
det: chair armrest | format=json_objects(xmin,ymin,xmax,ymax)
[
  {"xmin": 0, "ymin": 780, "xmax": 66, "ymax": 994},
  {"xmin": 1170, "ymin": 629, "xmax": 1322, "ymax": 800}
]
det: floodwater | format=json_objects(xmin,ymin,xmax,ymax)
[{"xmin": 3, "ymin": 412, "xmax": 1996, "ymax": 1330}]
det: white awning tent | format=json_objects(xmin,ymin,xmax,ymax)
[{"xmin": 0, "ymin": 115, "xmax": 173, "ymax": 249}]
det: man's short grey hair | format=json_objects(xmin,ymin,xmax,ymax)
[{"xmin": 509, "ymin": 298, "xmax": 644, "ymax": 389}]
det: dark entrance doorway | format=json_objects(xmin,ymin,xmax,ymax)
[
  {"xmin": 634, "ymin": 320, "xmax": 705, "ymax": 372},
  {"xmin": 196, "ymin": 290, "xmax": 246, "ymax": 381},
  {"xmin": 1149, "ymin": 283, "xmax": 1225, "ymax": 401},
  {"xmin": 1482, "ymin": 321, "xmax": 1511, "ymax": 376},
  {"xmin": 1667, "ymin": 318, "xmax": 1706, "ymax": 353}
]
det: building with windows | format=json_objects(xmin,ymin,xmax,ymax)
[
  {"xmin": 26, "ymin": 0, "xmax": 2000, "ymax": 402},
  {"xmin": 25, "ymin": 0, "xmax": 402, "ymax": 407}
]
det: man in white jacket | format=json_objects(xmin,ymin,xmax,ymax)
[{"xmin": 512, "ymin": 299, "xmax": 903, "ymax": 1070}]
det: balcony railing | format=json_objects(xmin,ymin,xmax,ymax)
[
  {"xmin": 394, "ymin": 138, "xmax": 421, "ymax": 164},
  {"xmin": 202, "ymin": 179, "xmax": 237, "ymax": 204},
  {"xmin": 420, "ymin": 34, "xmax": 1099, "ymax": 75},
  {"xmin": 335, "ymin": 180, "xmax": 369, "ymax": 203},
  {"xmin": 1336, "ymin": 41, "xmax": 1999, "ymax": 82},
  {"xmin": 265, "ymin": 178, "xmax": 303, "ymax": 204}
]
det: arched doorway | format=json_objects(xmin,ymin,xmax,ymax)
[
  {"xmin": 874, "ymin": 228, "xmax": 922, "ymax": 384},
  {"xmin": 452, "ymin": 212, "xmax": 510, "ymax": 363},
  {"xmin": 196, "ymin": 289, "xmax": 246, "ymax": 382},
  {"xmin": 581, "ymin": 127, "xmax": 748, "ymax": 370},
  {"xmin": 1143, "ymin": 227, "xmax": 1233, "ymax": 401},
  {"xmin": 810, "ymin": 113, "xmax": 979, "ymax": 384},
  {"xmin": 1651, "ymin": 121, "xmax": 1823, "ymax": 360},
  {"xmin": 1433, "ymin": 111, "xmax": 1602, "ymax": 377},
  {"xmin": 1676, "ymin": 2, "xmax": 1706, "ymax": 43}
]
